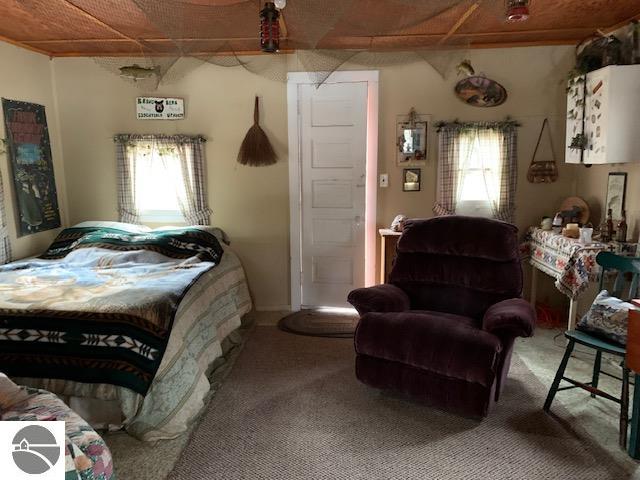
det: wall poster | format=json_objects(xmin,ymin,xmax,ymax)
[{"xmin": 2, "ymin": 98, "xmax": 61, "ymax": 236}]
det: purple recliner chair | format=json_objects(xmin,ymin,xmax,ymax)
[{"xmin": 348, "ymin": 216, "xmax": 536, "ymax": 418}]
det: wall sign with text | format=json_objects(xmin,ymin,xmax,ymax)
[{"xmin": 136, "ymin": 97, "xmax": 185, "ymax": 120}]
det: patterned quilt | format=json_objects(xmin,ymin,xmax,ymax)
[
  {"xmin": 2, "ymin": 387, "xmax": 115, "ymax": 480},
  {"xmin": 0, "ymin": 227, "xmax": 223, "ymax": 395}
]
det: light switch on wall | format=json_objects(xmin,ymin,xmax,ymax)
[{"xmin": 379, "ymin": 173, "xmax": 389, "ymax": 188}]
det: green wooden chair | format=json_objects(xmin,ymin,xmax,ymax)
[{"xmin": 543, "ymin": 251, "xmax": 640, "ymax": 449}]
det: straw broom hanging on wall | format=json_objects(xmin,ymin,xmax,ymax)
[{"xmin": 237, "ymin": 96, "xmax": 277, "ymax": 166}]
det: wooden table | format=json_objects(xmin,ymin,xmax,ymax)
[{"xmin": 379, "ymin": 228, "xmax": 401, "ymax": 284}]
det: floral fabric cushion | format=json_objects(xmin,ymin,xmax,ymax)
[
  {"xmin": 1, "ymin": 386, "xmax": 115, "ymax": 480},
  {"xmin": 576, "ymin": 290, "xmax": 636, "ymax": 346}
]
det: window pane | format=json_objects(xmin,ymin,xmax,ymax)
[
  {"xmin": 133, "ymin": 143, "xmax": 183, "ymax": 216},
  {"xmin": 456, "ymin": 131, "xmax": 502, "ymax": 214}
]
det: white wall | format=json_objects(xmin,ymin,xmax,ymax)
[{"xmin": 0, "ymin": 42, "xmax": 68, "ymax": 259}]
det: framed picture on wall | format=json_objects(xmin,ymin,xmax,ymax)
[
  {"xmin": 605, "ymin": 172, "xmax": 627, "ymax": 220},
  {"xmin": 1, "ymin": 98, "xmax": 61, "ymax": 236},
  {"xmin": 403, "ymin": 168, "xmax": 421, "ymax": 192}
]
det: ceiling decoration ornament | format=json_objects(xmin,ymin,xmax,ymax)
[
  {"xmin": 260, "ymin": 2, "xmax": 280, "ymax": 53},
  {"xmin": 505, "ymin": 0, "xmax": 530, "ymax": 22}
]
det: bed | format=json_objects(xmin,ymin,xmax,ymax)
[{"xmin": 0, "ymin": 222, "xmax": 252, "ymax": 441}]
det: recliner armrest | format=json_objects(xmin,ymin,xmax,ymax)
[
  {"xmin": 482, "ymin": 298, "xmax": 536, "ymax": 338},
  {"xmin": 348, "ymin": 284, "xmax": 410, "ymax": 315}
]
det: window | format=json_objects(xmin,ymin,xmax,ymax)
[
  {"xmin": 133, "ymin": 142, "xmax": 189, "ymax": 223},
  {"xmin": 455, "ymin": 130, "xmax": 503, "ymax": 218},
  {"xmin": 434, "ymin": 122, "xmax": 517, "ymax": 223},
  {"xmin": 115, "ymin": 134, "xmax": 211, "ymax": 226}
]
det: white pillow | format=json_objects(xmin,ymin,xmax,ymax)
[{"xmin": 72, "ymin": 221, "xmax": 151, "ymax": 233}]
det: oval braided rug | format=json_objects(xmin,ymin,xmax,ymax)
[{"xmin": 278, "ymin": 309, "xmax": 359, "ymax": 338}]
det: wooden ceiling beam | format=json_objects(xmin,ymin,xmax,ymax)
[
  {"xmin": 49, "ymin": 48, "xmax": 296, "ymax": 58},
  {"xmin": 437, "ymin": 1, "xmax": 481, "ymax": 45},
  {"xmin": 22, "ymin": 26, "xmax": 597, "ymax": 46},
  {"xmin": 24, "ymin": 37, "xmax": 259, "ymax": 45},
  {"xmin": 0, "ymin": 34, "xmax": 52, "ymax": 56},
  {"xmin": 43, "ymin": 39, "xmax": 579, "ymax": 57}
]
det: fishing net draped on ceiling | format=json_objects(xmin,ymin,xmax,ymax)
[{"xmin": 16, "ymin": 0, "xmax": 510, "ymax": 88}]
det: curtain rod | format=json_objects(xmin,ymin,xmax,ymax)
[{"xmin": 435, "ymin": 117, "xmax": 521, "ymax": 131}]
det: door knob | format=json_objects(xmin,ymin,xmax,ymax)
[{"xmin": 354, "ymin": 215, "xmax": 362, "ymax": 226}]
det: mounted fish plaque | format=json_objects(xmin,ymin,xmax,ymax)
[{"xmin": 136, "ymin": 97, "xmax": 185, "ymax": 120}]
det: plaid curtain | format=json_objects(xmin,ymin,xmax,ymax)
[
  {"xmin": 0, "ymin": 166, "xmax": 11, "ymax": 264},
  {"xmin": 433, "ymin": 126, "xmax": 460, "ymax": 216},
  {"xmin": 493, "ymin": 126, "xmax": 518, "ymax": 223},
  {"xmin": 434, "ymin": 121, "xmax": 518, "ymax": 224},
  {"xmin": 175, "ymin": 138, "xmax": 212, "ymax": 225},
  {"xmin": 115, "ymin": 135, "xmax": 141, "ymax": 224},
  {"xmin": 114, "ymin": 134, "xmax": 211, "ymax": 226}
]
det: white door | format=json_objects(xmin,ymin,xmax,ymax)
[{"xmin": 299, "ymin": 81, "xmax": 368, "ymax": 308}]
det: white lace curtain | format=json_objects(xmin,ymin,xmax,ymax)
[
  {"xmin": 114, "ymin": 134, "xmax": 211, "ymax": 225},
  {"xmin": 434, "ymin": 121, "xmax": 518, "ymax": 223}
]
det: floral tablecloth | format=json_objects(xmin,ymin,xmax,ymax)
[{"xmin": 521, "ymin": 227, "xmax": 608, "ymax": 299}]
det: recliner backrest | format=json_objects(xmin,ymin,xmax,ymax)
[{"xmin": 389, "ymin": 216, "xmax": 523, "ymax": 319}]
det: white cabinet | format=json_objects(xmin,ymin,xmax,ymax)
[{"xmin": 565, "ymin": 65, "xmax": 640, "ymax": 165}]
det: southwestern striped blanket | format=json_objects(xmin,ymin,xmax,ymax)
[{"xmin": 0, "ymin": 227, "xmax": 224, "ymax": 396}]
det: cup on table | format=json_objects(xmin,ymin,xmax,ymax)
[{"xmin": 579, "ymin": 227, "xmax": 593, "ymax": 245}]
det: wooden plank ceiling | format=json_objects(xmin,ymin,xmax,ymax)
[{"xmin": 0, "ymin": 0, "xmax": 638, "ymax": 57}]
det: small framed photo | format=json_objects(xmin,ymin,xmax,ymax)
[
  {"xmin": 605, "ymin": 172, "xmax": 627, "ymax": 220},
  {"xmin": 403, "ymin": 168, "xmax": 421, "ymax": 192}
]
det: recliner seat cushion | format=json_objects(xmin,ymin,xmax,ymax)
[{"xmin": 355, "ymin": 311, "xmax": 502, "ymax": 388}]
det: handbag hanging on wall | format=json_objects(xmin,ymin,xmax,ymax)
[{"xmin": 527, "ymin": 118, "xmax": 558, "ymax": 183}]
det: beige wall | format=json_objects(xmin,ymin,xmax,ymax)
[
  {"xmin": 364, "ymin": 46, "xmax": 579, "ymax": 299},
  {"xmin": 0, "ymin": 42, "xmax": 68, "ymax": 259},
  {"xmin": 52, "ymin": 58, "xmax": 290, "ymax": 310},
  {"xmin": 372, "ymin": 46, "xmax": 577, "ymax": 233},
  {"xmin": 576, "ymin": 164, "xmax": 640, "ymax": 240},
  {"xmin": 36, "ymin": 45, "xmax": 579, "ymax": 309}
]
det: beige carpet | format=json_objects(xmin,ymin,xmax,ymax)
[{"xmin": 169, "ymin": 326, "xmax": 633, "ymax": 480}]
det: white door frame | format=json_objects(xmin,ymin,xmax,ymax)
[{"xmin": 287, "ymin": 71, "xmax": 379, "ymax": 311}]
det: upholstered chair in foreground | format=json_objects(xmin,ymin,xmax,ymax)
[{"xmin": 348, "ymin": 216, "xmax": 536, "ymax": 418}]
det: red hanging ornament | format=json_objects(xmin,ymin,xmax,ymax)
[
  {"xmin": 260, "ymin": 2, "xmax": 280, "ymax": 53},
  {"xmin": 505, "ymin": 0, "xmax": 530, "ymax": 22}
]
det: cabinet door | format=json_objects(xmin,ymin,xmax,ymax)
[
  {"xmin": 583, "ymin": 68, "xmax": 609, "ymax": 164},
  {"xmin": 565, "ymin": 75, "xmax": 585, "ymax": 164}
]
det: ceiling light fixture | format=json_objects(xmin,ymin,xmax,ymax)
[
  {"xmin": 274, "ymin": 0, "xmax": 286, "ymax": 9},
  {"xmin": 260, "ymin": 2, "xmax": 280, "ymax": 53},
  {"xmin": 505, "ymin": 0, "xmax": 530, "ymax": 22}
]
